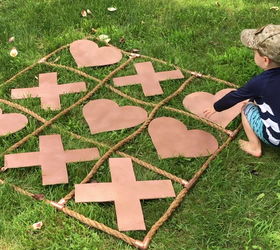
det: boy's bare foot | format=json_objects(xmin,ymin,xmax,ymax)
[{"xmin": 238, "ymin": 139, "xmax": 262, "ymax": 157}]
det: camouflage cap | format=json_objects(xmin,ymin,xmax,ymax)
[{"xmin": 241, "ymin": 24, "xmax": 280, "ymax": 63}]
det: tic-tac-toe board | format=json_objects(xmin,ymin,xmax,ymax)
[{"xmin": 0, "ymin": 33, "xmax": 242, "ymax": 249}]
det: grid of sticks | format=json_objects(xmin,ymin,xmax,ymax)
[{"xmin": 0, "ymin": 34, "xmax": 242, "ymax": 249}]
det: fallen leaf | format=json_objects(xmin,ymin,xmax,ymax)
[
  {"xmin": 215, "ymin": 1, "xmax": 221, "ymax": 7},
  {"xmin": 81, "ymin": 9, "xmax": 87, "ymax": 17},
  {"xmin": 252, "ymin": 246, "xmax": 262, "ymax": 250},
  {"xmin": 209, "ymin": 41, "xmax": 220, "ymax": 46},
  {"xmin": 250, "ymin": 169, "xmax": 259, "ymax": 176},
  {"xmin": 131, "ymin": 48, "xmax": 140, "ymax": 53},
  {"xmin": 107, "ymin": 7, "xmax": 117, "ymax": 12},
  {"xmin": 256, "ymin": 193, "xmax": 265, "ymax": 201},
  {"xmin": 9, "ymin": 47, "xmax": 18, "ymax": 57},
  {"xmin": 129, "ymin": 53, "xmax": 140, "ymax": 58},
  {"xmin": 98, "ymin": 34, "xmax": 111, "ymax": 43},
  {"xmin": 8, "ymin": 36, "xmax": 15, "ymax": 43},
  {"xmin": 190, "ymin": 71, "xmax": 203, "ymax": 78},
  {"xmin": 119, "ymin": 37, "xmax": 126, "ymax": 43},
  {"xmin": 32, "ymin": 221, "xmax": 43, "ymax": 230},
  {"xmin": 270, "ymin": 6, "xmax": 279, "ymax": 11},
  {"xmin": 53, "ymin": 56, "xmax": 60, "ymax": 63},
  {"xmin": 86, "ymin": 9, "xmax": 92, "ymax": 15},
  {"xmin": 32, "ymin": 194, "xmax": 45, "ymax": 200}
]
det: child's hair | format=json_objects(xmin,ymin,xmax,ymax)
[{"xmin": 257, "ymin": 49, "xmax": 280, "ymax": 66}]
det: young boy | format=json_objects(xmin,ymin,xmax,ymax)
[{"xmin": 204, "ymin": 24, "xmax": 280, "ymax": 157}]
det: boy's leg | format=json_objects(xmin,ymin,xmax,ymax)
[{"xmin": 239, "ymin": 106, "xmax": 262, "ymax": 157}]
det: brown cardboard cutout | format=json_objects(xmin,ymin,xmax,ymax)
[
  {"xmin": 183, "ymin": 88, "xmax": 244, "ymax": 128},
  {"xmin": 148, "ymin": 117, "xmax": 218, "ymax": 159},
  {"xmin": 70, "ymin": 40, "xmax": 123, "ymax": 67},
  {"xmin": 75, "ymin": 158, "xmax": 175, "ymax": 231},
  {"xmin": 83, "ymin": 99, "xmax": 147, "ymax": 134},
  {"xmin": 0, "ymin": 109, "xmax": 28, "ymax": 136},
  {"xmin": 11, "ymin": 72, "xmax": 86, "ymax": 110},
  {"xmin": 113, "ymin": 62, "xmax": 184, "ymax": 96},
  {"xmin": 3, "ymin": 134, "xmax": 100, "ymax": 185}
]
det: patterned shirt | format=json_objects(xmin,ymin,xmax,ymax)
[{"xmin": 214, "ymin": 67, "xmax": 280, "ymax": 146}]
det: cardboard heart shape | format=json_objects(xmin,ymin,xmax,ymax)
[
  {"xmin": 183, "ymin": 88, "xmax": 243, "ymax": 128},
  {"xmin": 69, "ymin": 40, "xmax": 123, "ymax": 67},
  {"xmin": 83, "ymin": 99, "xmax": 148, "ymax": 134},
  {"xmin": 148, "ymin": 117, "xmax": 218, "ymax": 158},
  {"xmin": 0, "ymin": 109, "xmax": 28, "ymax": 136}
]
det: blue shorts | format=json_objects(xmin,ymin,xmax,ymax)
[{"xmin": 243, "ymin": 103, "xmax": 270, "ymax": 145}]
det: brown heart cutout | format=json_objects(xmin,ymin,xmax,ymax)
[
  {"xmin": 83, "ymin": 99, "xmax": 148, "ymax": 134},
  {"xmin": 0, "ymin": 109, "xmax": 28, "ymax": 136},
  {"xmin": 70, "ymin": 40, "xmax": 123, "ymax": 67},
  {"xmin": 148, "ymin": 117, "xmax": 218, "ymax": 159},
  {"xmin": 183, "ymin": 88, "xmax": 243, "ymax": 128}
]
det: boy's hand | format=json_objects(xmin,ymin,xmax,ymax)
[{"xmin": 203, "ymin": 106, "xmax": 217, "ymax": 119}]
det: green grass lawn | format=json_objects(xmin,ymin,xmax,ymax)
[{"xmin": 1, "ymin": 0, "xmax": 280, "ymax": 249}]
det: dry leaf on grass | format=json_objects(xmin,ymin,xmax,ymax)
[
  {"xmin": 8, "ymin": 36, "xmax": 15, "ymax": 43},
  {"xmin": 119, "ymin": 37, "xmax": 126, "ymax": 43},
  {"xmin": 256, "ymin": 193, "xmax": 265, "ymax": 201},
  {"xmin": 53, "ymin": 56, "xmax": 60, "ymax": 63},
  {"xmin": 32, "ymin": 221, "xmax": 43, "ymax": 230},
  {"xmin": 81, "ymin": 9, "xmax": 87, "ymax": 17},
  {"xmin": 270, "ymin": 6, "xmax": 279, "ymax": 11},
  {"xmin": 86, "ymin": 9, "xmax": 92, "ymax": 15},
  {"xmin": 98, "ymin": 34, "xmax": 111, "ymax": 43},
  {"xmin": 131, "ymin": 48, "xmax": 140, "ymax": 53},
  {"xmin": 107, "ymin": 7, "xmax": 117, "ymax": 12},
  {"xmin": 9, "ymin": 47, "xmax": 18, "ymax": 57},
  {"xmin": 129, "ymin": 53, "xmax": 140, "ymax": 58},
  {"xmin": 32, "ymin": 194, "xmax": 45, "ymax": 200}
]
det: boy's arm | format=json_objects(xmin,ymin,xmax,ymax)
[
  {"xmin": 213, "ymin": 88, "xmax": 252, "ymax": 112},
  {"xmin": 203, "ymin": 89, "xmax": 249, "ymax": 118},
  {"xmin": 203, "ymin": 78, "xmax": 259, "ymax": 118},
  {"xmin": 203, "ymin": 88, "xmax": 250, "ymax": 118},
  {"xmin": 213, "ymin": 73, "xmax": 264, "ymax": 112}
]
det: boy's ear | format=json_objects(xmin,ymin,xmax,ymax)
[{"xmin": 263, "ymin": 56, "xmax": 271, "ymax": 66}]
